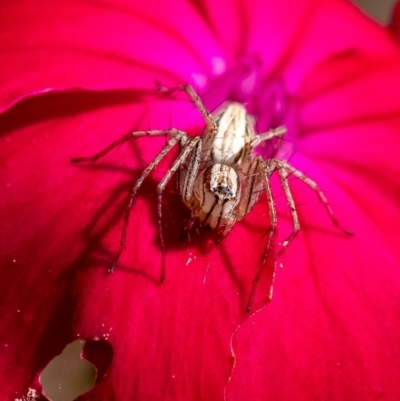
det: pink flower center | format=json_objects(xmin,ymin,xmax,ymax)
[{"xmin": 193, "ymin": 54, "xmax": 291, "ymax": 159}]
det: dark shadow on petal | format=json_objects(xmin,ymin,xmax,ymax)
[
  {"xmin": 0, "ymin": 89, "xmax": 152, "ymax": 135},
  {"xmin": 32, "ymin": 283, "xmax": 79, "ymax": 375},
  {"xmin": 71, "ymin": 151, "xmax": 257, "ymax": 310},
  {"xmin": 82, "ymin": 339, "xmax": 114, "ymax": 383}
]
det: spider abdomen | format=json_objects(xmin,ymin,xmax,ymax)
[{"xmin": 206, "ymin": 103, "xmax": 254, "ymax": 166}]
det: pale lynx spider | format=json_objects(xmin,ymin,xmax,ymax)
[{"xmin": 73, "ymin": 84, "xmax": 351, "ymax": 312}]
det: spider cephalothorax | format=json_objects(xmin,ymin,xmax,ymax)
[{"xmin": 73, "ymin": 84, "xmax": 351, "ymax": 312}]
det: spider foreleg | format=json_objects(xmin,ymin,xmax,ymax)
[
  {"xmin": 157, "ymin": 82, "xmax": 217, "ymax": 136},
  {"xmin": 247, "ymin": 161, "xmax": 278, "ymax": 313},
  {"xmin": 72, "ymin": 129, "xmax": 186, "ymax": 163},
  {"xmin": 180, "ymin": 84, "xmax": 217, "ymax": 134},
  {"xmin": 109, "ymin": 131, "xmax": 188, "ymax": 273},
  {"xmin": 278, "ymin": 161, "xmax": 353, "ymax": 236},
  {"xmin": 276, "ymin": 166, "xmax": 300, "ymax": 257},
  {"xmin": 251, "ymin": 126, "xmax": 287, "ymax": 148},
  {"xmin": 237, "ymin": 157, "xmax": 264, "ymax": 218}
]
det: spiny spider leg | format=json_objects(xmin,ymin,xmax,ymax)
[
  {"xmin": 251, "ymin": 126, "xmax": 287, "ymax": 147},
  {"xmin": 271, "ymin": 132, "xmax": 284, "ymax": 158},
  {"xmin": 173, "ymin": 83, "xmax": 219, "ymax": 171},
  {"xmin": 241, "ymin": 157, "xmax": 266, "ymax": 216},
  {"xmin": 277, "ymin": 161, "xmax": 353, "ymax": 239},
  {"xmin": 178, "ymin": 139, "xmax": 203, "ymax": 241},
  {"xmin": 109, "ymin": 131, "xmax": 189, "ymax": 273},
  {"xmin": 158, "ymin": 83, "xmax": 217, "ymax": 135},
  {"xmin": 256, "ymin": 126, "xmax": 287, "ymax": 159},
  {"xmin": 276, "ymin": 164, "xmax": 300, "ymax": 257},
  {"xmin": 231, "ymin": 126, "xmax": 287, "ymax": 220},
  {"xmin": 180, "ymin": 134, "xmax": 203, "ymax": 204},
  {"xmin": 72, "ymin": 128, "xmax": 190, "ymax": 273},
  {"xmin": 156, "ymin": 137, "xmax": 202, "ymax": 282},
  {"xmin": 179, "ymin": 84, "xmax": 217, "ymax": 135},
  {"xmin": 72, "ymin": 129, "xmax": 185, "ymax": 163},
  {"xmin": 247, "ymin": 157, "xmax": 278, "ymax": 313}
]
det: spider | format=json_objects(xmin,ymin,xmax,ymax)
[{"xmin": 72, "ymin": 84, "xmax": 352, "ymax": 312}]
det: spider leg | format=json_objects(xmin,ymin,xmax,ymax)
[
  {"xmin": 277, "ymin": 160, "xmax": 353, "ymax": 236},
  {"xmin": 179, "ymin": 132, "xmax": 203, "ymax": 204},
  {"xmin": 71, "ymin": 129, "xmax": 186, "ymax": 163},
  {"xmin": 247, "ymin": 158, "xmax": 278, "ymax": 313},
  {"xmin": 109, "ymin": 131, "xmax": 188, "ymax": 273},
  {"xmin": 251, "ymin": 126, "xmax": 286, "ymax": 147},
  {"xmin": 178, "ymin": 135, "xmax": 203, "ymax": 241},
  {"xmin": 159, "ymin": 84, "xmax": 217, "ymax": 132},
  {"xmin": 157, "ymin": 137, "xmax": 202, "ymax": 282},
  {"xmin": 157, "ymin": 83, "xmax": 217, "ymax": 135},
  {"xmin": 236, "ymin": 156, "xmax": 264, "ymax": 218},
  {"xmin": 179, "ymin": 84, "xmax": 217, "ymax": 134},
  {"xmin": 276, "ymin": 166, "xmax": 300, "ymax": 257}
]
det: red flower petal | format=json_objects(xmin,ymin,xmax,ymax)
[{"xmin": 1, "ymin": 0, "xmax": 400, "ymax": 400}]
